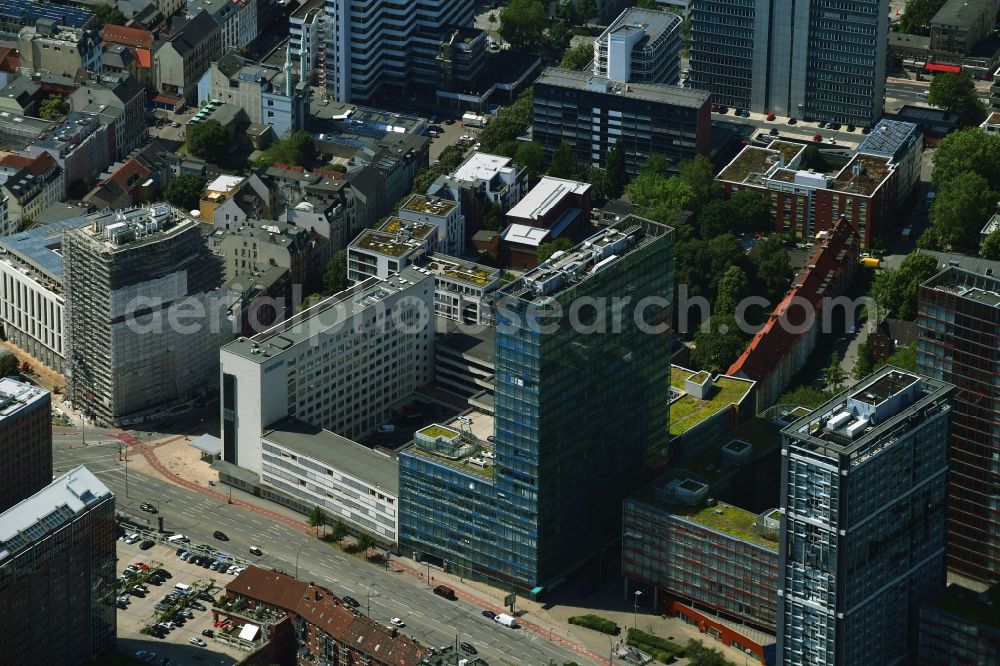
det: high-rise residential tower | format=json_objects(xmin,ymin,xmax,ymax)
[
  {"xmin": 777, "ymin": 368, "xmax": 954, "ymax": 665},
  {"xmin": 918, "ymin": 266, "xmax": 1000, "ymax": 583},
  {"xmin": 324, "ymin": 0, "xmax": 475, "ymax": 103},
  {"xmin": 64, "ymin": 205, "xmax": 227, "ymax": 425},
  {"xmin": 400, "ymin": 214, "xmax": 674, "ymax": 593},
  {"xmin": 689, "ymin": 0, "xmax": 888, "ymax": 126}
]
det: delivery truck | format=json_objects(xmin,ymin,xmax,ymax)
[
  {"xmin": 462, "ymin": 112, "xmax": 487, "ymax": 128},
  {"xmin": 495, "ymin": 613, "xmax": 518, "ymax": 628}
]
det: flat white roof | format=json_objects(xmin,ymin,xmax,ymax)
[
  {"xmin": 451, "ymin": 152, "xmax": 513, "ymax": 183},
  {"xmin": 0, "ymin": 377, "xmax": 49, "ymax": 421},
  {"xmin": 502, "ymin": 223, "xmax": 549, "ymax": 247},
  {"xmin": 0, "ymin": 465, "xmax": 113, "ymax": 561},
  {"xmin": 507, "ymin": 177, "xmax": 590, "ymax": 221},
  {"xmin": 205, "ymin": 174, "xmax": 244, "ymax": 193}
]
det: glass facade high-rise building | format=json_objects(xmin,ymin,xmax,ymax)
[
  {"xmin": 400, "ymin": 215, "xmax": 674, "ymax": 592},
  {"xmin": 0, "ymin": 465, "xmax": 117, "ymax": 665},
  {"xmin": 918, "ymin": 266, "xmax": 1000, "ymax": 583},
  {"xmin": 777, "ymin": 368, "xmax": 954, "ymax": 666},
  {"xmin": 689, "ymin": 0, "xmax": 887, "ymax": 126}
]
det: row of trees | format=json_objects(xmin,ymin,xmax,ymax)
[
  {"xmin": 308, "ymin": 506, "xmax": 377, "ymax": 552},
  {"xmin": 498, "ymin": 0, "xmax": 597, "ymax": 54},
  {"xmin": 922, "ymin": 128, "xmax": 1000, "ymax": 252},
  {"xmin": 614, "ymin": 153, "xmax": 790, "ymax": 373}
]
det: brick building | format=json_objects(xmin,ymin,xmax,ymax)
[
  {"xmin": 728, "ymin": 215, "xmax": 860, "ymax": 408},
  {"xmin": 717, "ymin": 120, "xmax": 921, "ymax": 248},
  {"xmin": 214, "ymin": 567, "xmax": 430, "ymax": 666}
]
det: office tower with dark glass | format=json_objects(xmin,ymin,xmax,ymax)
[
  {"xmin": 0, "ymin": 466, "xmax": 116, "ymax": 665},
  {"xmin": 918, "ymin": 266, "xmax": 1000, "ymax": 583},
  {"xmin": 777, "ymin": 369, "xmax": 954, "ymax": 666},
  {"xmin": 0, "ymin": 378, "xmax": 51, "ymax": 513},
  {"xmin": 400, "ymin": 215, "xmax": 674, "ymax": 593},
  {"xmin": 689, "ymin": 0, "xmax": 888, "ymax": 126}
]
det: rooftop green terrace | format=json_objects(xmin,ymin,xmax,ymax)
[
  {"xmin": 669, "ymin": 367, "xmax": 754, "ymax": 437},
  {"xmin": 417, "ymin": 424, "xmax": 459, "ymax": 440},
  {"xmin": 408, "ymin": 446, "xmax": 494, "ymax": 479}
]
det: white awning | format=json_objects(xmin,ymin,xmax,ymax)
[
  {"xmin": 238, "ymin": 623, "xmax": 260, "ymax": 641},
  {"xmin": 188, "ymin": 434, "xmax": 222, "ymax": 456}
]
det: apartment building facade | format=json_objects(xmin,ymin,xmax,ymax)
[
  {"xmin": 533, "ymin": 67, "xmax": 711, "ymax": 176},
  {"xmin": 187, "ymin": 0, "xmax": 257, "ymax": 53},
  {"xmin": 153, "ymin": 10, "xmax": 222, "ymax": 103},
  {"xmin": 777, "ymin": 369, "xmax": 954, "ymax": 665},
  {"xmin": 0, "ymin": 217, "xmax": 89, "ymax": 372},
  {"xmin": 425, "ymin": 151, "xmax": 529, "ymax": 236},
  {"xmin": 0, "ymin": 378, "xmax": 51, "ymax": 513},
  {"xmin": 219, "ymin": 268, "xmax": 434, "ymax": 466},
  {"xmin": 64, "ymin": 206, "xmax": 229, "ymax": 425},
  {"xmin": 0, "ymin": 466, "xmax": 117, "ymax": 665},
  {"xmin": 17, "ymin": 21, "xmax": 101, "ymax": 77},
  {"xmin": 918, "ymin": 267, "xmax": 1000, "ymax": 583}
]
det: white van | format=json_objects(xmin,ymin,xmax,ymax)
[
  {"xmin": 495, "ymin": 613, "xmax": 518, "ymax": 628},
  {"xmin": 174, "ymin": 583, "xmax": 192, "ymax": 593},
  {"xmin": 167, "ymin": 534, "xmax": 189, "ymax": 543}
]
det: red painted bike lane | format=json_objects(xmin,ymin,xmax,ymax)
[{"xmin": 113, "ymin": 431, "xmax": 602, "ymax": 664}]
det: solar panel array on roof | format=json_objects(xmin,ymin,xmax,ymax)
[
  {"xmin": 857, "ymin": 119, "xmax": 918, "ymax": 159},
  {"xmin": 1, "ymin": 0, "xmax": 94, "ymax": 29}
]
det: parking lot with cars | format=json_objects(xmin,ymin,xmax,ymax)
[{"xmin": 116, "ymin": 535, "xmax": 249, "ymax": 665}]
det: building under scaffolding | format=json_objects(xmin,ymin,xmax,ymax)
[{"xmin": 63, "ymin": 204, "xmax": 229, "ymax": 425}]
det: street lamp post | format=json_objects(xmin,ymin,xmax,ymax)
[
  {"xmin": 294, "ymin": 542, "xmax": 308, "ymax": 579},
  {"xmin": 633, "ymin": 590, "xmax": 642, "ymax": 630},
  {"xmin": 608, "ymin": 634, "xmax": 613, "ymax": 665}
]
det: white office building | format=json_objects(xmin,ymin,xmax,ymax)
[
  {"xmin": 219, "ymin": 267, "xmax": 435, "ymax": 466},
  {"xmin": 259, "ymin": 418, "xmax": 400, "ymax": 543},
  {"xmin": 289, "ymin": 0, "xmax": 324, "ymax": 82},
  {"xmin": 594, "ymin": 7, "xmax": 682, "ymax": 84},
  {"xmin": 323, "ymin": 0, "xmax": 474, "ymax": 103}
]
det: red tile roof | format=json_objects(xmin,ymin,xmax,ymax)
[
  {"xmin": 226, "ymin": 567, "xmax": 429, "ymax": 666},
  {"xmin": 107, "ymin": 159, "xmax": 151, "ymax": 191},
  {"xmin": 0, "ymin": 154, "xmax": 33, "ymax": 171},
  {"xmin": 135, "ymin": 48, "xmax": 152, "ymax": 69},
  {"xmin": 24, "ymin": 152, "xmax": 57, "ymax": 177},
  {"xmin": 728, "ymin": 217, "xmax": 860, "ymax": 383},
  {"xmin": 0, "ymin": 47, "xmax": 19, "ymax": 73},
  {"xmin": 102, "ymin": 24, "xmax": 154, "ymax": 50}
]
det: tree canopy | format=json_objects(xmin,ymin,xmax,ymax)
[
  {"xmin": 187, "ymin": 120, "xmax": 228, "ymax": 161},
  {"xmin": 927, "ymin": 71, "xmax": 986, "ymax": 126},
  {"xmin": 982, "ymin": 228, "xmax": 1000, "ymax": 260},
  {"xmin": 604, "ymin": 143, "xmax": 626, "ymax": 199},
  {"xmin": 163, "ymin": 174, "xmax": 207, "ymax": 211},
  {"xmin": 0, "ymin": 351, "xmax": 19, "ymax": 378},
  {"xmin": 560, "ymin": 42, "xmax": 593, "ymax": 70},
  {"xmin": 479, "ymin": 89, "xmax": 533, "ymax": 156},
  {"xmin": 323, "ymin": 250, "xmax": 349, "ymax": 295},
  {"xmin": 514, "ymin": 141, "xmax": 546, "ymax": 182},
  {"xmin": 537, "ymin": 237, "xmax": 572, "ymax": 263},
  {"xmin": 896, "ymin": 0, "xmax": 947, "ymax": 35},
  {"xmin": 39, "ymin": 94, "xmax": 68, "ymax": 120},
  {"xmin": 869, "ymin": 252, "xmax": 940, "ymax": 321},
  {"xmin": 929, "ymin": 171, "xmax": 996, "ymax": 250},
  {"xmin": 748, "ymin": 235, "xmax": 794, "ymax": 304},
  {"xmin": 932, "ymin": 128, "xmax": 1000, "ymax": 189},
  {"xmin": 547, "ymin": 140, "xmax": 577, "ymax": 179},
  {"xmin": 92, "ymin": 4, "xmax": 126, "ymax": 29},
  {"xmin": 498, "ymin": 0, "xmax": 548, "ymax": 51},
  {"xmin": 255, "ymin": 130, "xmax": 314, "ymax": 167}
]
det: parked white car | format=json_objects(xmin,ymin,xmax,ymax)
[{"xmin": 390, "ymin": 617, "xmax": 405, "ymax": 627}]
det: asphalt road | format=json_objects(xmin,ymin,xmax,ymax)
[{"xmin": 53, "ymin": 442, "xmax": 588, "ymax": 666}]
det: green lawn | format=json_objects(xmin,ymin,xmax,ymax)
[
  {"xmin": 418, "ymin": 424, "xmax": 459, "ymax": 440},
  {"xmin": 669, "ymin": 376, "xmax": 753, "ymax": 437}
]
